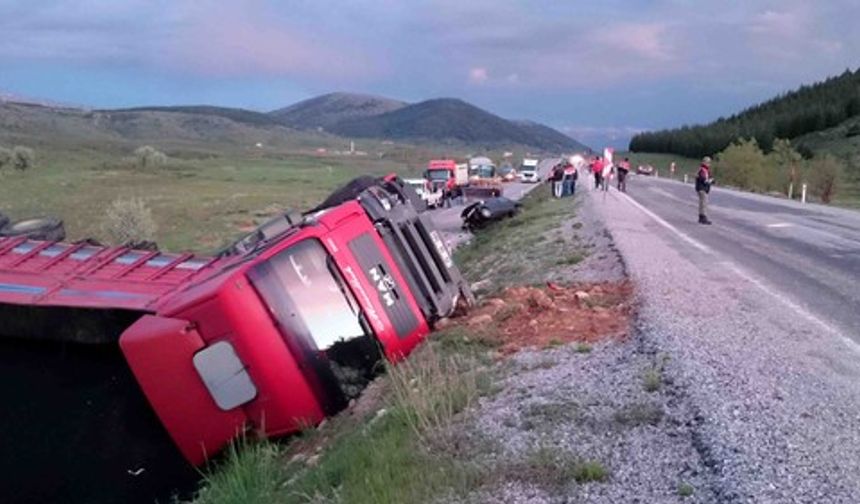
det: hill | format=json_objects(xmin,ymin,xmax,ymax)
[
  {"xmin": 270, "ymin": 92, "xmax": 407, "ymax": 130},
  {"xmin": 329, "ymin": 98, "xmax": 583, "ymax": 151},
  {"xmin": 111, "ymin": 105, "xmax": 281, "ymax": 127},
  {"xmin": 630, "ymin": 68, "xmax": 860, "ymax": 158},
  {"xmin": 1, "ymin": 93, "xmax": 586, "ymax": 156},
  {"xmin": 0, "ymin": 101, "xmax": 337, "ymax": 157}
]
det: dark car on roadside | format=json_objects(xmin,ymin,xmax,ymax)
[{"xmin": 461, "ymin": 197, "xmax": 521, "ymax": 230}]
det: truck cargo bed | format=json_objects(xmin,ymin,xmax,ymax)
[{"xmin": 0, "ymin": 336, "xmax": 198, "ymax": 503}]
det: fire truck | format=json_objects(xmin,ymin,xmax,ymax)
[{"xmin": 0, "ymin": 175, "xmax": 472, "ymax": 503}]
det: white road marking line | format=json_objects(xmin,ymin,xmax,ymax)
[
  {"xmin": 615, "ymin": 191, "xmax": 858, "ymax": 353},
  {"xmin": 722, "ymin": 261, "xmax": 859, "ymax": 354},
  {"xmin": 616, "ymin": 191, "xmax": 713, "ymax": 254},
  {"xmin": 767, "ymin": 223, "xmax": 793, "ymax": 228}
]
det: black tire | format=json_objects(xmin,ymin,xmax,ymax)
[
  {"xmin": 1, "ymin": 217, "xmax": 66, "ymax": 241},
  {"xmin": 311, "ymin": 176, "xmax": 381, "ymax": 213},
  {"xmin": 0, "ymin": 212, "xmax": 9, "ymax": 230}
]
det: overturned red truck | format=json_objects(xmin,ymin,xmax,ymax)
[{"xmin": 0, "ymin": 175, "xmax": 472, "ymax": 503}]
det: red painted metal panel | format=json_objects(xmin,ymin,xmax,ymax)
[
  {"xmin": 0, "ymin": 237, "xmax": 224, "ymax": 312},
  {"xmin": 119, "ymin": 315, "xmax": 248, "ymax": 465}
]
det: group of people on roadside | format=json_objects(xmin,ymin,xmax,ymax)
[
  {"xmin": 549, "ymin": 160, "xmax": 578, "ymax": 198},
  {"xmin": 546, "ymin": 153, "xmax": 715, "ymax": 225},
  {"xmin": 588, "ymin": 156, "xmax": 630, "ymax": 193}
]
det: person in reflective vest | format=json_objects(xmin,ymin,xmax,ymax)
[
  {"xmin": 617, "ymin": 158, "xmax": 630, "ymax": 193},
  {"xmin": 696, "ymin": 157, "xmax": 714, "ymax": 225},
  {"xmin": 562, "ymin": 162, "xmax": 578, "ymax": 197},
  {"xmin": 591, "ymin": 156, "xmax": 604, "ymax": 189}
]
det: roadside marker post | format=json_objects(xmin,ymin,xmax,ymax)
[
  {"xmin": 683, "ymin": 174, "xmax": 688, "ymax": 184},
  {"xmin": 801, "ymin": 183, "xmax": 807, "ymax": 204},
  {"xmin": 788, "ymin": 182, "xmax": 794, "ymax": 200}
]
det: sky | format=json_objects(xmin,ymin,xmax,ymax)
[{"xmin": 1, "ymin": 0, "xmax": 858, "ymax": 148}]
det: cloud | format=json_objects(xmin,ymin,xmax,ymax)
[
  {"xmin": 591, "ymin": 22, "xmax": 675, "ymax": 62},
  {"xmin": 0, "ymin": 0, "xmax": 381, "ymax": 81},
  {"xmin": 468, "ymin": 67, "xmax": 489, "ymax": 84},
  {"xmin": 166, "ymin": 2, "xmax": 376, "ymax": 80}
]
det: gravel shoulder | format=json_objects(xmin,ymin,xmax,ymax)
[
  {"xmin": 446, "ymin": 187, "xmax": 716, "ymax": 503},
  {"xmin": 594, "ymin": 185, "xmax": 860, "ymax": 503}
]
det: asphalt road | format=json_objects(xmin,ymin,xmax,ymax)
[
  {"xmin": 592, "ymin": 175, "xmax": 860, "ymax": 501},
  {"xmin": 429, "ymin": 158, "xmax": 560, "ymax": 248},
  {"xmin": 617, "ymin": 174, "xmax": 860, "ymax": 342}
]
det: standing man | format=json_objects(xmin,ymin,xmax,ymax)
[
  {"xmin": 563, "ymin": 161, "xmax": 578, "ymax": 197},
  {"xmin": 592, "ymin": 156, "xmax": 604, "ymax": 189},
  {"xmin": 617, "ymin": 157, "xmax": 630, "ymax": 193},
  {"xmin": 550, "ymin": 163, "xmax": 564, "ymax": 198},
  {"xmin": 696, "ymin": 157, "xmax": 714, "ymax": 225}
]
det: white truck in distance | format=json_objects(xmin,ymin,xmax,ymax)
[{"xmin": 519, "ymin": 158, "xmax": 540, "ymax": 183}]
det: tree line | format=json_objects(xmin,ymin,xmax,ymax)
[{"xmin": 629, "ymin": 68, "xmax": 860, "ymax": 158}]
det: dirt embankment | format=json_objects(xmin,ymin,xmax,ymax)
[{"xmin": 459, "ymin": 281, "xmax": 633, "ymax": 354}]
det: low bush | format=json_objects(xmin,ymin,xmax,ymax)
[
  {"xmin": 101, "ymin": 197, "xmax": 157, "ymax": 245},
  {"xmin": 134, "ymin": 145, "xmax": 168, "ymax": 168}
]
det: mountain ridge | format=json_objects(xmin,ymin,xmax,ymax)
[{"xmin": 1, "ymin": 91, "xmax": 587, "ymax": 153}]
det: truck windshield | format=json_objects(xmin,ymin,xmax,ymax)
[
  {"xmin": 470, "ymin": 165, "xmax": 495, "ymax": 178},
  {"xmin": 426, "ymin": 169, "xmax": 450, "ymax": 181},
  {"xmin": 248, "ymin": 239, "xmax": 366, "ymax": 351}
]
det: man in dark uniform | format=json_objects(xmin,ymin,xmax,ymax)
[{"xmin": 696, "ymin": 157, "xmax": 714, "ymax": 224}]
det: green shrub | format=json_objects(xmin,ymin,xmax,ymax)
[
  {"xmin": 134, "ymin": 145, "xmax": 168, "ymax": 168},
  {"xmin": 12, "ymin": 146, "xmax": 35, "ymax": 170},
  {"xmin": 806, "ymin": 154, "xmax": 843, "ymax": 203},
  {"xmin": 101, "ymin": 197, "xmax": 157, "ymax": 245}
]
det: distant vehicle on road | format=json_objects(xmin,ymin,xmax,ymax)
[
  {"xmin": 637, "ymin": 164, "xmax": 655, "ymax": 176},
  {"xmin": 498, "ymin": 162, "xmax": 517, "ymax": 182},
  {"xmin": 518, "ymin": 158, "xmax": 540, "ymax": 183},
  {"xmin": 466, "ymin": 156, "xmax": 503, "ymax": 198},
  {"xmin": 425, "ymin": 159, "xmax": 468, "ymax": 194},
  {"xmin": 404, "ymin": 178, "xmax": 443, "ymax": 209}
]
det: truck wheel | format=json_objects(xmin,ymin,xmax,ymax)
[
  {"xmin": 311, "ymin": 176, "xmax": 381, "ymax": 212},
  {"xmin": 1, "ymin": 217, "xmax": 66, "ymax": 241}
]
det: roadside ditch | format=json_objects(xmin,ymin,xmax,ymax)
[{"xmin": 192, "ymin": 188, "xmax": 715, "ymax": 504}]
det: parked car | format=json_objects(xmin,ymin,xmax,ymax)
[
  {"xmin": 404, "ymin": 178, "xmax": 443, "ymax": 209},
  {"xmin": 637, "ymin": 164, "xmax": 655, "ymax": 176},
  {"xmin": 461, "ymin": 197, "xmax": 521, "ymax": 230}
]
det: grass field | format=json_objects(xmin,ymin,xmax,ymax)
[
  {"xmin": 0, "ymin": 152, "xmax": 423, "ymax": 252},
  {"xmin": 0, "ymin": 133, "xmax": 552, "ymax": 252}
]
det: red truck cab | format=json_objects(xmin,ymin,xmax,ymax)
[
  {"xmin": 0, "ymin": 176, "xmax": 471, "ymax": 503},
  {"xmin": 425, "ymin": 159, "xmax": 459, "ymax": 192}
]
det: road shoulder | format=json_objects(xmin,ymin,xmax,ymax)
[{"xmin": 594, "ymin": 186, "xmax": 860, "ymax": 502}]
